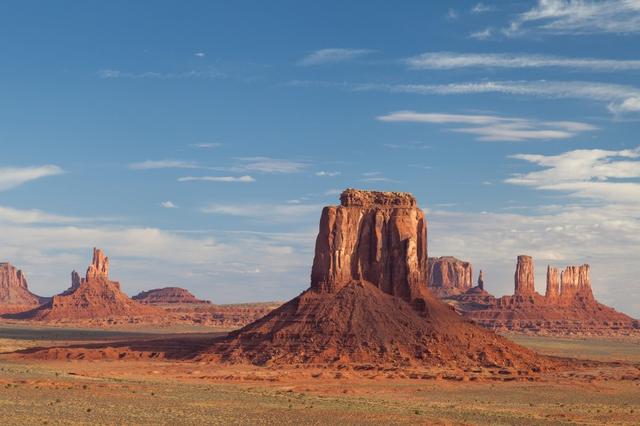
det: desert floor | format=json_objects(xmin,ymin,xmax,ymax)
[{"xmin": 0, "ymin": 325, "xmax": 639, "ymax": 425}]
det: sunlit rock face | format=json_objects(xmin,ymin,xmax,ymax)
[{"xmin": 310, "ymin": 188, "xmax": 428, "ymax": 303}]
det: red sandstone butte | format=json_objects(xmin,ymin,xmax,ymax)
[
  {"xmin": 427, "ymin": 256, "xmax": 473, "ymax": 297},
  {"xmin": 15, "ymin": 248, "xmax": 162, "ymax": 321},
  {"xmin": 204, "ymin": 189, "xmax": 550, "ymax": 369},
  {"xmin": 0, "ymin": 262, "xmax": 48, "ymax": 314}
]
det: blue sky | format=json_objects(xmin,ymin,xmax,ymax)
[{"xmin": 1, "ymin": 1, "xmax": 640, "ymax": 316}]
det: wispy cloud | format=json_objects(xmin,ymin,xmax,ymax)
[
  {"xmin": 98, "ymin": 68, "xmax": 224, "ymax": 79},
  {"xmin": 358, "ymin": 171, "xmax": 397, "ymax": 183},
  {"xmin": 471, "ymin": 3, "xmax": 494, "ymax": 13},
  {"xmin": 470, "ymin": 28, "xmax": 494, "ymax": 39},
  {"xmin": 298, "ymin": 48, "xmax": 374, "ymax": 66},
  {"xmin": 377, "ymin": 111, "xmax": 597, "ymax": 141},
  {"xmin": 0, "ymin": 205, "xmax": 85, "ymax": 224},
  {"xmin": 352, "ymin": 80, "xmax": 640, "ymax": 114},
  {"xmin": 446, "ymin": 8, "xmax": 459, "ymax": 21},
  {"xmin": 129, "ymin": 160, "xmax": 199, "ymax": 170},
  {"xmin": 315, "ymin": 171, "xmax": 341, "ymax": 177},
  {"xmin": 201, "ymin": 203, "xmax": 321, "ymax": 222},
  {"xmin": 505, "ymin": 0, "xmax": 640, "ymax": 36},
  {"xmin": 506, "ymin": 147, "xmax": 640, "ymax": 204},
  {"xmin": 0, "ymin": 165, "xmax": 64, "ymax": 191},
  {"xmin": 190, "ymin": 143, "xmax": 222, "ymax": 149},
  {"xmin": 406, "ymin": 52, "xmax": 640, "ymax": 71},
  {"xmin": 232, "ymin": 157, "xmax": 308, "ymax": 174},
  {"xmin": 178, "ymin": 175, "xmax": 255, "ymax": 183},
  {"xmin": 160, "ymin": 201, "xmax": 178, "ymax": 209}
]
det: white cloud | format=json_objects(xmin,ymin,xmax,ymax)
[
  {"xmin": 446, "ymin": 8, "xmax": 459, "ymax": 21},
  {"xmin": 406, "ymin": 52, "xmax": 640, "ymax": 71},
  {"xmin": 0, "ymin": 206, "xmax": 86, "ymax": 224},
  {"xmin": 506, "ymin": 147, "xmax": 640, "ymax": 203},
  {"xmin": 470, "ymin": 28, "xmax": 494, "ymax": 39},
  {"xmin": 315, "ymin": 171, "xmax": 341, "ymax": 177},
  {"xmin": 129, "ymin": 160, "xmax": 199, "ymax": 170},
  {"xmin": 298, "ymin": 48, "xmax": 373, "ymax": 66},
  {"xmin": 98, "ymin": 68, "xmax": 224, "ymax": 79},
  {"xmin": 472, "ymin": 3, "xmax": 494, "ymax": 13},
  {"xmin": 201, "ymin": 203, "xmax": 322, "ymax": 222},
  {"xmin": 232, "ymin": 157, "xmax": 308, "ymax": 174},
  {"xmin": 354, "ymin": 80, "xmax": 640, "ymax": 115},
  {"xmin": 195, "ymin": 52, "xmax": 206, "ymax": 57},
  {"xmin": 377, "ymin": 111, "xmax": 597, "ymax": 142},
  {"xmin": 505, "ymin": 0, "xmax": 640, "ymax": 36},
  {"xmin": 178, "ymin": 175, "xmax": 255, "ymax": 183},
  {"xmin": 160, "ymin": 201, "xmax": 178, "ymax": 209},
  {"xmin": 0, "ymin": 165, "xmax": 64, "ymax": 191}
]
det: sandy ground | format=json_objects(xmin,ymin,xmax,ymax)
[{"xmin": 1, "ymin": 326, "xmax": 639, "ymax": 425}]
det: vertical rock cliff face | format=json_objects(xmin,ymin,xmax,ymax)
[
  {"xmin": 514, "ymin": 255, "xmax": 536, "ymax": 296},
  {"xmin": 477, "ymin": 270, "xmax": 484, "ymax": 291},
  {"xmin": 559, "ymin": 264, "xmax": 594, "ymax": 305},
  {"xmin": 427, "ymin": 256, "xmax": 473, "ymax": 296},
  {"xmin": 545, "ymin": 266, "xmax": 560, "ymax": 303},
  {"xmin": 0, "ymin": 262, "xmax": 47, "ymax": 312},
  {"xmin": 310, "ymin": 189, "xmax": 428, "ymax": 304}
]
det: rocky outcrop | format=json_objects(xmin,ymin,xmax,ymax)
[
  {"xmin": 13, "ymin": 248, "xmax": 162, "ymax": 321},
  {"xmin": 311, "ymin": 188, "xmax": 428, "ymax": 304},
  {"xmin": 442, "ymin": 257, "xmax": 638, "ymax": 336},
  {"xmin": 514, "ymin": 255, "xmax": 536, "ymax": 296},
  {"xmin": 86, "ymin": 248, "xmax": 109, "ymax": 281},
  {"xmin": 69, "ymin": 270, "xmax": 82, "ymax": 292},
  {"xmin": 427, "ymin": 256, "xmax": 473, "ymax": 296},
  {"xmin": 206, "ymin": 189, "xmax": 550, "ymax": 369},
  {"xmin": 133, "ymin": 287, "xmax": 211, "ymax": 305},
  {"xmin": 0, "ymin": 262, "xmax": 48, "ymax": 313},
  {"xmin": 477, "ymin": 270, "xmax": 484, "ymax": 291},
  {"xmin": 545, "ymin": 266, "xmax": 560, "ymax": 303}
]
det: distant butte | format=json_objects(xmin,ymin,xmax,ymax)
[
  {"xmin": 0, "ymin": 262, "xmax": 49, "ymax": 314},
  {"xmin": 12, "ymin": 248, "xmax": 162, "ymax": 321},
  {"xmin": 133, "ymin": 287, "xmax": 211, "ymax": 305},
  {"xmin": 439, "ymin": 256, "xmax": 639, "ymax": 335}
]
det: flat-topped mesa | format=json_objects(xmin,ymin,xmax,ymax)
[
  {"xmin": 545, "ymin": 266, "xmax": 560, "ymax": 303},
  {"xmin": 133, "ymin": 287, "xmax": 211, "ymax": 305},
  {"xmin": 311, "ymin": 189, "xmax": 428, "ymax": 303},
  {"xmin": 514, "ymin": 255, "xmax": 536, "ymax": 296},
  {"xmin": 85, "ymin": 248, "xmax": 109, "ymax": 281},
  {"xmin": 339, "ymin": 188, "xmax": 417, "ymax": 208},
  {"xmin": 427, "ymin": 256, "xmax": 473, "ymax": 296},
  {"xmin": 559, "ymin": 264, "xmax": 593, "ymax": 305}
]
